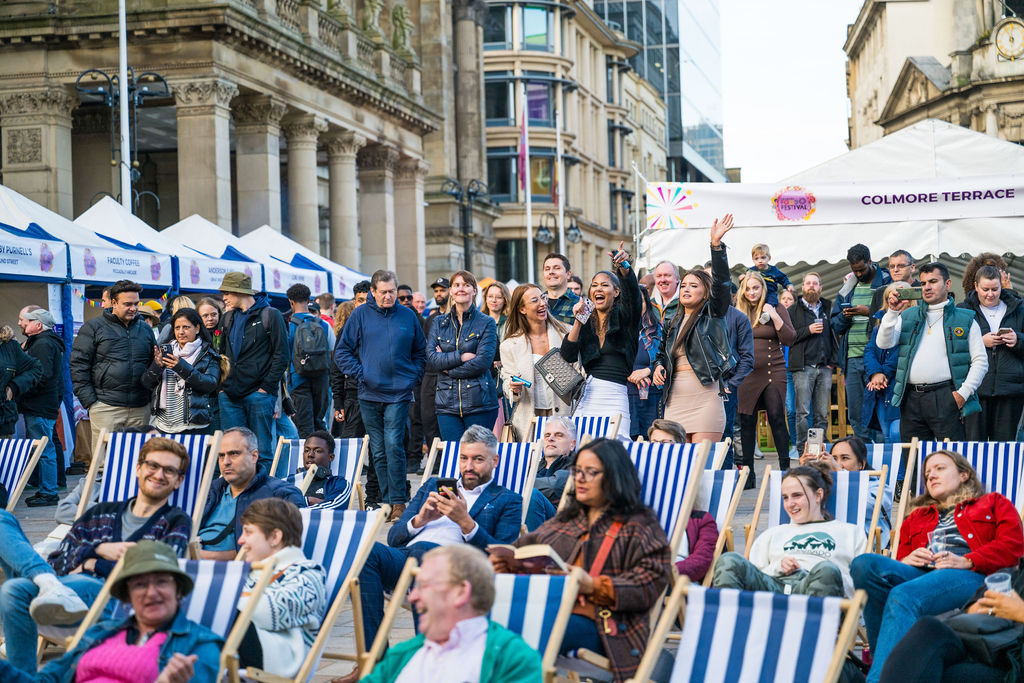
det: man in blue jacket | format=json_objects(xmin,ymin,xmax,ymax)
[
  {"xmin": 335, "ymin": 269, "xmax": 426, "ymax": 522},
  {"xmin": 197, "ymin": 427, "xmax": 305, "ymax": 559}
]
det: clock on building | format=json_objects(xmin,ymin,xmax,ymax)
[{"xmin": 995, "ymin": 17, "xmax": 1024, "ymax": 60}]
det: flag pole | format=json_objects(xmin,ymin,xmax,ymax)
[
  {"xmin": 118, "ymin": 0, "xmax": 131, "ymax": 211},
  {"xmin": 522, "ymin": 80, "xmax": 534, "ymax": 284},
  {"xmin": 555, "ymin": 100, "xmax": 565, "ymax": 255}
]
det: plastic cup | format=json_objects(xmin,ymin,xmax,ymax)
[
  {"xmin": 986, "ymin": 572, "xmax": 1013, "ymax": 594},
  {"xmin": 638, "ymin": 384, "xmax": 649, "ymax": 400}
]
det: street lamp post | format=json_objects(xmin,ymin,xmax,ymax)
[{"xmin": 441, "ymin": 177, "xmax": 488, "ymax": 270}]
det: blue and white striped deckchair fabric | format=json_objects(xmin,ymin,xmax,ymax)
[
  {"xmin": 275, "ymin": 437, "xmax": 364, "ymax": 501},
  {"xmin": 624, "ymin": 441, "xmax": 728, "ymax": 472},
  {"xmin": 0, "ymin": 438, "xmax": 41, "ymax": 510},
  {"xmin": 533, "ymin": 414, "xmax": 620, "ymax": 441},
  {"xmin": 112, "ymin": 559, "xmax": 251, "ymax": 638},
  {"xmin": 430, "ymin": 440, "xmax": 536, "ymax": 497},
  {"xmin": 300, "ymin": 508, "xmax": 381, "ymax": 604},
  {"xmin": 491, "ymin": 573, "xmax": 577, "ymax": 675},
  {"xmin": 96, "ymin": 432, "xmax": 212, "ymax": 516},
  {"xmin": 628, "ymin": 441, "xmax": 709, "ymax": 554},
  {"xmin": 696, "ymin": 469, "xmax": 744, "ymax": 530},
  {"xmin": 868, "ymin": 442, "xmax": 911, "ymax": 493},
  {"xmin": 768, "ymin": 470, "xmax": 872, "ymax": 527},
  {"xmin": 918, "ymin": 441, "xmax": 1024, "ymax": 515},
  {"xmin": 672, "ymin": 586, "xmax": 846, "ymax": 683}
]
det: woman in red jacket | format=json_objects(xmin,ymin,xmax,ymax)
[{"xmin": 850, "ymin": 449, "xmax": 1024, "ymax": 683}]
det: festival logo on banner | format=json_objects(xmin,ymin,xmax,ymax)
[
  {"xmin": 83, "ymin": 248, "xmax": 97, "ymax": 276},
  {"xmin": 771, "ymin": 186, "xmax": 817, "ymax": 221},
  {"xmin": 272, "ymin": 269, "xmax": 281, "ymax": 290},
  {"xmin": 314, "ymin": 274, "xmax": 322, "ymax": 293},
  {"xmin": 646, "ymin": 185, "xmax": 698, "ymax": 230},
  {"xmin": 150, "ymin": 255, "xmax": 161, "ymax": 281},
  {"xmin": 39, "ymin": 242, "xmax": 54, "ymax": 272},
  {"xmin": 189, "ymin": 260, "xmax": 201, "ymax": 285},
  {"xmin": 244, "ymin": 266, "xmax": 254, "ymax": 281}
]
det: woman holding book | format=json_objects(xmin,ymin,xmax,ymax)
[{"xmin": 489, "ymin": 438, "xmax": 671, "ymax": 683}]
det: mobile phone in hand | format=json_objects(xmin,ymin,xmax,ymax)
[
  {"xmin": 437, "ymin": 477, "xmax": 458, "ymax": 494},
  {"xmin": 575, "ymin": 298, "xmax": 596, "ymax": 325},
  {"xmin": 997, "ymin": 327, "xmax": 1014, "ymax": 336},
  {"xmin": 160, "ymin": 343, "xmax": 173, "ymax": 355},
  {"xmin": 806, "ymin": 428, "xmax": 825, "ymax": 456}
]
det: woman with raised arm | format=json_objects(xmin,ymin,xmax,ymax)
[{"xmin": 652, "ymin": 213, "xmax": 737, "ymax": 444}]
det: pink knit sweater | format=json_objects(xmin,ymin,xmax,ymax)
[{"xmin": 76, "ymin": 630, "xmax": 167, "ymax": 682}]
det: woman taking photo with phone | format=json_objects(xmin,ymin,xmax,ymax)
[
  {"xmin": 560, "ymin": 242, "xmax": 642, "ymax": 437},
  {"xmin": 958, "ymin": 265, "xmax": 1024, "ymax": 441}
]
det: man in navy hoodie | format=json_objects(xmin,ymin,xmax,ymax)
[{"xmin": 335, "ymin": 269, "xmax": 426, "ymax": 522}]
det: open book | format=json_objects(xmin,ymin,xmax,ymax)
[{"xmin": 487, "ymin": 544, "xmax": 570, "ymax": 574}]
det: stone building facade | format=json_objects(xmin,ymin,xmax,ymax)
[{"xmin": 0, "ymin": 0, "xmax": 498, "ymax": 291}]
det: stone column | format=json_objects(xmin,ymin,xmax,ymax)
[
  {"xmin": 394, "ymin": 157, "xmax": 429, "ymax": 290},
  {"xmin": 233, "ymin": 94, "xmax": 288, "ymax": 234},
  {"xmin": 453, "ymin": 0, "xmax": 487, "ymax": 185},
  {"xmin": 172, "ymin": 78, "xmax": 238, "ymax": 229},
  {"xmin": 357, "ymin": 144, "xmax": 399, "ymax": 272},
  {"xmin": 71, "ymin": 107, "xmax": 119, "ymax": 217},
  {"xmin": 0, "ymin": 87, "xmax": 77, "ymax": 217},
  {"xmin": 281, "ymin": 112, "xmax": 327, "ymax": 252},
  {"xmin": 325, "ymin": 130, "xmax": 367, "ymax": 270}
]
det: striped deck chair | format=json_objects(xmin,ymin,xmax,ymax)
[
  {"xmin": 78, "ymin": 431, "xmax": 221, "ymax": 543},
  {"xmin": 531, "ymin": 413, "xmax": 621, "ymax": 441},
  {"xmin": 697, "ymin": 467, "xmax": 750, "ymax": 587},
  {"xmin": 490, "ymin": 573, "xmax": 581, "ymax": 683},
  {"xmin": 270, "ymin": 436, "xmax": 369, "ymax": 509},
  {"xmin": 867, "ymin": 440, "xmax": 918, "ymax": 498},
  {"xmin": 231, "ymin": 507, "xmax": 384, "ymax": 682},
  {"xmin": 623, "ymin": 440, "xmax": 731, "ymax": 471},
  {"xmin": 67, "ymin": 555, "xmax": 277, "ymax": 676},
  {"xmin": 419, "ymin": 440, "xmax": 538, "ymax": 528},
  {"xmin": 746, "ymin": 468, "xmax": 886, "ymax": 557},
  {"xmin": 629, "ymin": 579, "xmax": 866, "ymax": 683},
  {"xmin": 0, "ymin": 436, "xmax": 46, "ymax": 510}
]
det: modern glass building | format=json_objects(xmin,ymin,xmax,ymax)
[{"xmin": 592, "ymin": 0, "xmax": 725, "ymax": 182}]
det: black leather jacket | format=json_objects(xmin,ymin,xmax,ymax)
[
  {"xmin": 655, "ymin": 243, "xmax": 735, "ymax": 408},
  {"xmin": 141, "ymin": 342, "xmax": 222, "ymax": 427}
]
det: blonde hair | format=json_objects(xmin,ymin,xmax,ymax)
[
  {"xmin": 752, "ymin": 244, "xmax": 771, "ymax": 258},
  {"xmin": 880, "ymin": 281, "xmax": 910, "ymax": 312},
  {"xmin": 909, "ymin": 450, "xmax": 986, "ymax": 512},
  {"xmin": 736, "ymin": 272, "xmax": 768, "ymax": 326},
  {"xmin": 334, "ymin": 300, "xmax": 357, "ymax": 337},
  {"xmin": 480, "ymin": 281, "xmax": 511, "ymax": 318},
  {"xmin": 0, "ymin": 325, "xmax": 14, "ymax": 343},
  {"xmin": 503, "ymin": 284, "xmax": 566, "ymax": 340}
]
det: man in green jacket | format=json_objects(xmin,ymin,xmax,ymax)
[{"xmin": 357, "ymin": 545, "xmax": 541, "ymax": 683}]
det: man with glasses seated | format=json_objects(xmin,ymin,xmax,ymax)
[
  {"xmin": 0, "ymin": 437, "xmax": 194, "ymax": 673},
  {"xmin": 332, "ymin": 424, "xmax": 523, "ymax": 683}
]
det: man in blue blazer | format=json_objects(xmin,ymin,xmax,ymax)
[{"xmin": 352, "ymin": 424, "xmax": 523, "ymax": 657}]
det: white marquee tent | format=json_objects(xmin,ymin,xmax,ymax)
[{"xmin": 238, "ymin": 225, "xmax": 368, "ymax": 299}]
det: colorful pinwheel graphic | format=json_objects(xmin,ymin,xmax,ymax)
[{"xmin": 646, "ymin": 184, "xmax": 697, "ymax": 231}]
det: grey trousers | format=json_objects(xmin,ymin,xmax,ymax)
[{"xmin": 712, "ymin": 551, "xmax": 845, "ymax": 598}]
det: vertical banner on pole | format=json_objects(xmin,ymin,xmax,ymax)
[{"xmin": 520, "ymin": 80, "xmax": 534, "ymax": 284}]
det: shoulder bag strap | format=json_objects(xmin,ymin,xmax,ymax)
[{"xmin": 588, "ymin": 520, "xmax": 623, "ymax": 578}]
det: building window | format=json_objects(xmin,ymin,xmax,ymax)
[
  {"xmin": 485, "ymin": 81, "xmax": 514, "ymax": 126},
  {"xmin": 487, "ymin": 150, "xmax": 517, "ymax": 202},
  {"xmin": 525, "ymin": 81, "xmax": 554, "ymax": 127},
  {"xmin": 496, "ymin": 238, "xmax": 527, "ymax": 282},
  {"xmin": 609, "ymin": 185, "xmax": 619, "ymax": 232},
  {"xmin": 522, "ymin": 6, "xmax": 554, "ymax": 51},
  {"xmin": 607, "ymin": 123, "xmax": 616, "ymax": 168},
  {"xmin": 606, "ymin": 62, "xmax": 615, "ymax": 104},
  {"xmin": 484, "ymin": 5, "xmax": 512, "ymax": 49}
]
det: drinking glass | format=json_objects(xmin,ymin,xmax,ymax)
[
  {"xmin": 986, "ymin": 572, "xmax": 1013, "ymax": 595},
  {"xmin": 928, "ymin": 529, "xmax": 946, "ymax": 555}
]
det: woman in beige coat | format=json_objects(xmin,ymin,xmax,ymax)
[{"xmin": 500, "ymin": 284, "xmax": 575, "ymax": 440}]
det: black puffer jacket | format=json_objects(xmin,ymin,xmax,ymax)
[
  {"xmin": 959, "ymin": 290, "xmax": 1024, "ymax": 397},
  {"xmin": 655, "ymin": 243, "xmax": 735, "ymax": 403},
  {"xmin": 70, "ymin": 311, "xmax": 155, "ymax": 408},
  {"xmin": 141, "ymin": 342, "xmax": 222, "ymax": 427},
  {"xmin": 0, "ymin": 337, "xmax": 42, "ymax": 433},
  {"xmin": 20, "ymin": 329, "xmax": 65, "ymax": 419}
]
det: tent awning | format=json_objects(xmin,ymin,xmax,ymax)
[{"xmin": 238, "ymin": 226, "xmax": 369, "ymax": 298}]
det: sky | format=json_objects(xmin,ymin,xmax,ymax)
[{"xmin": 721, "ymin": 0, "xmax": 865, "ymax": 183}]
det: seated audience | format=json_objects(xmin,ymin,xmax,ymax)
[
  {"xmin": 533, "ymin": 416, "xmax": 576, "ymax": 506},
  {"xmin": 298, "ymin": 430, "xmax": 351, "ymax": 506},
  {"xmin": 197, "ymin": 427, "xmax": 305, "ymax": 560},
  {"xmin": 852, "ymin": 449, "xmax": 1024, "ymax": 683},
  {"xmin": 0, "ymin": 540, "xmax": 223, "ymax": 682},
  {"xmin": 799, "ymin": 435, "xmax": 893, "ymax": 548},
  {"xmin": 362, "ymin": 545, "xmax": 542, "ymax": 683},
  {"xmin": 0, "ymin": 437, "xmax": 193, "ymax": 673},
  {"xmin": 237, "ymin": 499, "xmax": 326, "ymax": 678},
  {"xmin": 714, "ymin": 464, "xmax": 866, "ymax": 598},
  {"xmin": 647, "ymin": 418, "xmax": 686, "ymax": 443},
  {"xmin": 333, "ymin": 425, "xmax": 523, "ymax": 683},
  {"xmin": 491, "ymin": 437, "xmax": 671, "ymax": 683}
]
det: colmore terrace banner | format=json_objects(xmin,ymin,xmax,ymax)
[{"xmin": 642, "ymin": 174, "xmax": 1024, "ymax": 268}]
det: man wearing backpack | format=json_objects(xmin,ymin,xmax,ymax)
[
  {"xmin": 286, "ymin": 283, "xmax": 332, "ymax": 438},
  {"xmin": 217, "ymin": 272, "xmax": 289, "ymax": 474}
]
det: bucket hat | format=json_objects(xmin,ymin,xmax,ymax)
[
  {"xmin": 219, "ymin": 271, "xmax": 255, "ymax": 295},
  {"xmin": 110, "ymin": 540, "xmax": 193, "ymax": 602}
]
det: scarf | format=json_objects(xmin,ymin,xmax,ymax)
[{"xmin": 158, "ymin": 339, "xmax": 204, "ymax": 409}]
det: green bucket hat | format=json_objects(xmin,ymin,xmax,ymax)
[
  {"xmin": 219, "ymin": 271, "xmax": 255, "ymax": 295},
  {"xmin": 110, "ymin": 540, "xmax": 193, "ymax": 602}
]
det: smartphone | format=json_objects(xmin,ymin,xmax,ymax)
[
  {"xmin": 806, "ymin": 428, "xmax": 825, "ymax": 456},
  {"xmin": 160, "ymin": 343, "xmax": 173, "ymax": 355},
  {"xmin": 897, "ymin": 287, "xmax": 923, "ymax": 301},
  {"xmin": 839, "ymin": 302, "xmax": 852, "ymax": 309},
  {"xmin": 997, "ymin": 327, "xmax": 1014, "ymax": 336},
  {"xmin": 511, "ymin": 375, "xmax": 532, "ymax": 388},
  {"xmin": 575, "ymin": 297, "xmax": 596, "ymax": 325},
  {"xmin": 436, "ymin": 477, "xmax": 458, "ymax": 494}
]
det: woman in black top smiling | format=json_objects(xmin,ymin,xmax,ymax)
[{"xmin": 560, "ymin": 241, "xmax": 641, "ymax": 437}]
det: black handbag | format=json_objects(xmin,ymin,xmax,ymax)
[
  {"xmin": 942, "ymin": 612, "xmax": 1024, "ymax": 665},
  {"xmin": 533, "ymin": 348, "xmax": 585, "ymax": 408}
]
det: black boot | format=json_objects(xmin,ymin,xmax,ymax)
[{"xmin": 744, "ymin": 469, "xmax": 757, "ymax": 490}]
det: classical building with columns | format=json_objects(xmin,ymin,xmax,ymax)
[
  {"xmin": 483, "ymin": 0, "xmax": 667, "ymax": 283},
  {"xmin": 0, "ymin": 0, "xmax": 499, "ymax": 291}
]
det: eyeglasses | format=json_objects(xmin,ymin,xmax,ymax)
[
  {"xmin": 889, "ymin": 262, "xmax": 911, "ymax": 270},
  {"xmin": 139, "ymin": 460, "xmax": 183, "ymax": 478},
  {"xmin": 398, "ymin": 295, "xmax": 413, "ymax": 302},
  {"xmin": 569, "ymin": 466, "xmax": 604, "ymax": 482},
  {"xmin": 127, "ymin": 574, "xmax": 177, "ymax": 593}
]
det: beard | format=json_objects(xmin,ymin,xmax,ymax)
[
  {"xmin": 857, "ymin": 266, "xmax": 875, "ymax": 283},
  {"xmin": 803, "ymin": 290, "xmax": 821, "ymax": 304}
]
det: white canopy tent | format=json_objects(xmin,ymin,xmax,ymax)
[
  {"xmin": 641, "ymin": 120, "xmax": 1024, "ymax": 284},
  {"xmin": 238, "ymin": 225, "xmax": 368, "ymax": 299}
]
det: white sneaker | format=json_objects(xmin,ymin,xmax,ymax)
[
  {"xmin": 30, "ymin": 582, "xmax": 89, "ymax": 626},
  {"xmin": 753, "ymin": 446, "xmax": 765, "ymax": 460}
]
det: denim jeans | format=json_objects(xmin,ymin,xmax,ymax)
[
  {"xmin": 24, "ymin": 415, "xmax": 57, "ymax": 496},
  {"xmin": 436, "ymin": 409, "xmax": 499, "ymax": 443},
  {"xmin": 845, "ymin": 356, "xmax": 871, "ymax": 442},
  {"xmin": 792, "ymin": 366, "xmax": 833, "ymax": 452},
  {"xmin": 850, "ymin": 553, "xmax": 985, "ymax": 683},
  {"xmin": 358, "ymin": 542, "xmax": 437, "ymax": 647},
  {"xmin": 627, "ymin": 383, "xmax": 662, "ymax": 440},
  {"xmin": 786, "ymin": 371, "xmax": 796, "ymax": 449},
  {"xmin": 219, "ymin": 390, "xmax": 277, "ymax": 473},
  {"xmin": 722, "ymin": 388, "xmax": 738, "ymax": 469},
  {"xmin": 360, "ymin": 400, "xmax": 410, "ymax": 505}
]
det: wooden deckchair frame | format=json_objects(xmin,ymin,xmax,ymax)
[
  {"xmin": 3, "ymin": 436, "xmax": 47, "ymax": 511},
  {"xmin": 270, "ymin": 435, "xmax": 369, "ymax": 510}
]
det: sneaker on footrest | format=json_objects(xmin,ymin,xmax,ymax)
[{"xmin": 30, "ymin": 582, "xmax": 89, "ymax": 626}]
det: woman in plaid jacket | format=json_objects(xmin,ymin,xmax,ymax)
[{"xmin": 491, "ymin": 438, "xmax": 671, "ymax": 682}]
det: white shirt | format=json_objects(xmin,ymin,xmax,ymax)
[
  {"xmin": 980, "ymin": 301, "xmax": 1007, "ymax": 333},
  {"xmin": 394, "ymin": 615, "xmax": 489, "ymax": 683},
  {"xmin": 406, "ymin": 478, "xmax": 486, "ymax": 547}
]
